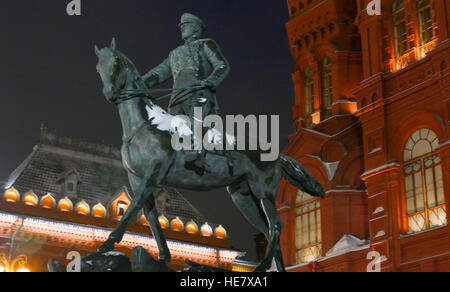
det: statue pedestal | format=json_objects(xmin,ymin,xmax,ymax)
[{"xmin": 48, "ymin": 246, "xmax": 229, "ymax": 272}]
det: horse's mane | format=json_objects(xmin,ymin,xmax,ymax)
[{"xmin": 115, "ymin": 49, "xmax": 141, "ymax": 77}]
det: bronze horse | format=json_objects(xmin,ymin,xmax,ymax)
[{"xmin": 94, "ymin": 39, "xmax": 324, "ymax": 272}]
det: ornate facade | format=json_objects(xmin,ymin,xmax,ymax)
[
  {"xmin": 0, "ymin": 128, "xmax": 242, "ymax": 272},
  {"xmin": 279, "ymin": 0, "xmax": 449, "ymax": 272}
]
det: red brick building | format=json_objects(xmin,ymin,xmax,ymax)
[{"xmin": 278, "ymin": 0, "xmax": 449, "ymax": 272}]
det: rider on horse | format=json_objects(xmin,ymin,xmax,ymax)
[{"xmin": 142, "ymin": 13, "xmax": 230, "ymax": 172}]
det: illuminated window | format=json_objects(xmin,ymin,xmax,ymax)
[
  {"xmin": 58, "ymin": 197, "xmax": 73, "ymax": 212},
  {"xmin": 108, "ymin": 190, "xmax": 131, "ymax": 220},
  {"xmin": 215, "ymin": 225, "xmax": 227, "ymax": 239},
  {"xmin": 23, "ymin": 192, "xmax": 38, "ymax": 207},
  {"xmin": 403, "ymin": 128, "xmax": 447, "ymax": 233},
  {"xmin": 295, "ymin": 190, "xmax": 322, "ymax": 263},
  {"xmin": 75, "ymin": 201, "xmax": 90, "ymax": 215},
  {"xmin": 304, "ymin": 66, "xmax": 315, "ymax": 116},
  {"xmin": 93, "ymin": 203, "xmax": 106, "ymax": 218},
  {"xmin": 171, "ymin": 217, "xmax": 184, "ymax": 232},
  {"xmin": 201, "ymin": 223, "xmax": 213, "ymax": 237},
  {"xmin": 140, "ymin": 214, "xmax": 149, "ymax": 226},
  {"xmin": 158, "ymin": 215, "xmax": 169, "ymax": 229},
  {"xmin": 417, "ymin": 0, "xmax": 434, "ymax": 46},
  {"xmin": 117, "ymin": 202, "xmax": 128, "ymax": 216},
  {"xmin": 321, "ymin": 56, "xmax": 333, "ymax": 120},
  {"xmin": 186, "ymin": 221, "xmax": 199, "ymax": 234},
  {"xmin": 40, "ymin": 193, "xmax": 56, "ymax": 209},
  {"xmin": 4, "ymin": 188, "xmax": 20, "ymax": 203},
  {"xmin": 393, "ymin": 0, "xmax": 407, "ymax": 57}
]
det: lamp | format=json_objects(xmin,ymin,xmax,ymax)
[
  {"xmin": 13, "ymin": 255, "xmax": 30, "ymax": 272},
  {"xmin": 0, "ymin": 253, "xmax": 30, "ymax": 272}
]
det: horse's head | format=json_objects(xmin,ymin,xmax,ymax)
[{"xmin": 95, "ymin": 38, "xmax": 138, "ymax": 103}]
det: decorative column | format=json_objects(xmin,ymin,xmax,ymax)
[
  {"xmin": 436, "ymin": 142, "xmax": 450, "ymax": 230},
  {"xmin": 434, "ymin": 0, "xmax": 450, "ymax": 43},
  {"xmin": 361, "ymin": 163, "xmax": 401, "ymax": 272}
]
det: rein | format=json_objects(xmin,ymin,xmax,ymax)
[{"xmin": 115, "ymin": 85, "xmax": 206, "ymax": 104}]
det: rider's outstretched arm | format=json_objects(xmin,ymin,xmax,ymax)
[{"xmin": 142, "ymin": 57, "xmax": 172, "ymax": 88}]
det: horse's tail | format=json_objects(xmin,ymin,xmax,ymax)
[{"xmin": 279, "ymin": 154, "xmax": 325, "ymax": 198}]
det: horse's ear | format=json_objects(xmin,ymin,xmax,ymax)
[
  {"xmin": 110, "ymin": 38, "xmax": 116, "ymax": 50},
  {"xmin": 94, "ymin": 45, "xmax": 100, "ymax": 56}
]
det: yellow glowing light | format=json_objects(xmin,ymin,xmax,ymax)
[
  {"xmin": 92, "ymin": 203, "xmax": 106, "ymax": 218},
  {"xmin": 141, "ymin": 215, "xmax": 149, "ymax": 226},
  {"xmin": 215, "ymin": 225, "xmax": 227, "ymax": 239},
  {"xmin": 76, "ymin": 201, "xmax": 90, "ymax": 215},
  {"xmin": 171, "ymin": 217, "xmax": 184, "ymax": 232},
  {"xmin": 16, "ymin": 267, "xmax": 30, "ymax": 273},
  {"xmin": 58, "ymin": 197, "xmax": 73, "ymax": 212},
  {"xmin": 23, "ymin": 192, "xmax": 38, "ymax": 207},
  {"xmin": 186, "ymin": 221, "xmax": 198, "ymax": 234},
  {"xmin": 40, "ymin": 193, "xmax": 56, "ymax": 209},
  {"xmin": 4, "ymin": 188, "xmax": 20, "ymax": 203},
  {"xmin": 158, "ymin": 215, "xmax": 168, "ymax": 229},
  {"xmin": 201, "ymin": 223, "xmax": 213, "ymax": 237},
  {"xmin": 311, "ymin": 111, "xmax": 321, "ymax": 125}
]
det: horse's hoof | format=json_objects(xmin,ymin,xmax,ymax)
[
  {"xmin": 158, "ymin": 252, "xmax": 171, "ymax": 263},
  {"xmin": 97, "ymin": 241, "xmax": 115, "ymax": 254},
  {"xmin": 253, "ymin": 266, "xmax": 267, "ymax": 273},
  {"xmin": 253, "ymin": 262, "xmax": 270, "ymax": 272}
]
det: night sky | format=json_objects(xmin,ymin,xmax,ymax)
[{"xmin": 0, "ymin": 0, "xmax": 294, "ymax": 261}]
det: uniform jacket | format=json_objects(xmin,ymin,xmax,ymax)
[{"xmin": 143, "ymin": 38, "xmax": 230, "ymax": 113}]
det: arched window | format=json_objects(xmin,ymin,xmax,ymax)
[
  {"xmin": 75, "ymin": 201, "xmax": 90, "ymax": 215},
  {"xmin": 58, "ymin": 197, "xmax": 73, "ymax": 212},
  {"xmin": 158, "ymin": 215, "xmax": 169, "ymax": 229},
  {"xmin": 186, "ymin": 221, "xmax": 199, "ymax": 234},
  {"xmin": 140, "ymin": 214, "xmax": 149, "ymax": 226},
  {"xmin": 393, "ymin": 0, "xmax": 407, "ymax": 57},
  {"xmin": 321, "ymin": 56, "xmax": 333, "ymax": 120},
  {"xmin": 403, "ymin": 129, "xmax": 447, "ymax": 233},
  {"xmin": 295, "ymin": 190, "xmax": 322, "ymax": 263},
  {"xmin": 171, "ymin": 217, "xmax": 184, "ymax": 232},
  {"xmin": 108, "ymin": 190, "xmax": 131, "ymax": 220},
  {"xmin": 304, "ymin": 66, "xmax": 315, "ymax": 116},
  {"xmin": 201, "ymin": 223, "xmax": 213, "ymax": 237},
  {"xmin": 417, "ymin": 0, "xmax": 434, "ymax": 46},
  {"xmin": 92, "ymin": 203, "xmax": 106, "ymax": 218},
  {"xmin": 40, "ymin": 193, "xmax": 56, "ymax": 209},
  {"xmin": 23, "ymin": 192, "xmax": 38, "ymax": 207},
  {"xmin": 215, "ymin": 225, "xmax": 227, "ymax": 239},
  {"xmin": 4, "ymin": 188, "xmax": 20, "ymax": 203}
]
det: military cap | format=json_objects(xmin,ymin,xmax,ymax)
[{"xmin": 179, "ymin": 13, "xmax": 206, "ymax": 31}]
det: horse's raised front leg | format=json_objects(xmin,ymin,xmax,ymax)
[
  {"xmin": 143, "ymin": 199, "xmax": 171, "ymax": 263},
  {"xmin": 98, "ymin": 175, "xmax": 155, "ymax": 253}
]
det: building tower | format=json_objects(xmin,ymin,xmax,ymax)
[{"xmin": 279, "ymin": 0, "xmax": 449, "ymax": 272}]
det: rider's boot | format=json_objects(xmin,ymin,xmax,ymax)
[{"xmin": 184, "ymin": 150, "xmax": 206, "ymax": 175}]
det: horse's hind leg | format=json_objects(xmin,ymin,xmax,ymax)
[
  {"xmin": 228, "ymin": 183, "xmax": 269, "ymax": 236},
  {"xmin": 227, "ymin": 183, "xmax": 285, "ymax": 272},
  {"xmin": 143, "ymin": 199, "xmax": 171, "ymax": 263},
  {"xmin": 257, "ymin": 197, "xmax": 283, "ymax": 272}
]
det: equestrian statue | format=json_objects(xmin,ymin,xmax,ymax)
[{"xmin": 94, "ymin": 13, "xmax": 324, "ymax": 272}]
